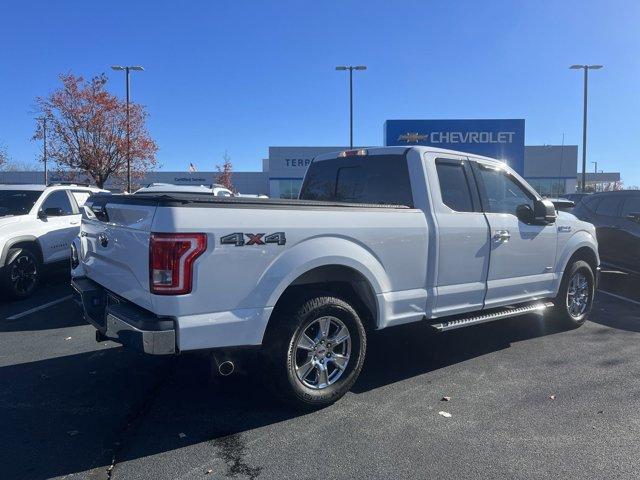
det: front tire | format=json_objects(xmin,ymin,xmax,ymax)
[
  {"xmin": 2, "ymin": 248, "xmax": 41, "ymax": 299},
  {"xmin": 262, "ymin": 295, "xmax": 367, "ymax": 409},
  {"xmin": 551, "ymin": 260, "xmax": 595, "ymax": 327}
]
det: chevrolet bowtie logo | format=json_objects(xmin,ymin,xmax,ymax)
[{"xmin": 398, "ymin": 132, "xmax": 428, "ymax": 143}]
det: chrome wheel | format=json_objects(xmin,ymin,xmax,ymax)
[
  {"xmin": 293, "ymin": 316, "xmax": 351, "ymax": 390},
  {"xmin": 566, "ymin": 272, "xmax": 590, "ymax": 318},
  {"xmin": 10, "ymin": 254, "xmax": 38, "ymax": 296}
]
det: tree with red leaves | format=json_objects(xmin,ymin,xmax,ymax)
[
  {"xmin": 215, "ymin": 151, "xmax": 234, "ymax": 192},
  {"xmin": 33, "ymin": 73, "xmax": 157, "ymax": 189}
]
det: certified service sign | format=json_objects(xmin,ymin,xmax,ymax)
[{"xmin": 384, "ymin": 119, "xmax": 525, "ymax": 174}]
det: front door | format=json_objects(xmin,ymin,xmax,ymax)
[
  {"xmin": 38, "ymin": 190, "xmax": 80, "ymax": 263},
  {"xmin": 473, "ymin": 162, "xmax": 558, "ymax": 309}
]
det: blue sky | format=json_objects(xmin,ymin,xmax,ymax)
[{"xmin": 1, "ymin": 0, "xmax": 639, "ymax": 185}]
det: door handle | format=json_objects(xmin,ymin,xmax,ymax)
[
  {"xmin": 493, "ymin": 230, "xmax": 511, "ymax": 242},
  {"xmin": 70, "ymin": 220, "xmax": 80, "ymax": 225}
]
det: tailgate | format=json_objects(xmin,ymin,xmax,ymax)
[{"xmin": 80, "ymin": 196, "xmax": 158, "ymax": 311}]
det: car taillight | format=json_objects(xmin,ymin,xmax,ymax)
[{"xmin": 149, "ymin": 233, "xmax": 207, "ymax": 295}]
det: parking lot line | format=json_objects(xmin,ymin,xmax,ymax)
[
  {"xmin": 598, "ymin": 290, "xmax": 640, "ymax": 307},
  {"xmin": 5, "ymin": 295, "xmax": 74, "ymax": 320}
]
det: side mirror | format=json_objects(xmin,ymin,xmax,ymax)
[
  {"xmin": 533, "ymin": 199, "xmax": 556, "ymax": 225},
  {"xmin": 40, "ymin": 207, "xmax": 64, "ymax": 218},
  {"xmin": 627, "ymin": 212, "xmax": 640, "ymax": 223},
  {"xmin": 516, "ymin": 204, "xmax": 535, "ymax": 224}
]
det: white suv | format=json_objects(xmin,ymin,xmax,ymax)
[{"xmin": 0, "ymin": 184, "xmax": 108, "ymax": 299}]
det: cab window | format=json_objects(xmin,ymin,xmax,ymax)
[{"xmin": 300, "ymin": 153, "xmax": 413, "ymax": 207}]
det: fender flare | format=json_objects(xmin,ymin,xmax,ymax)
[
  {"xmin": 257, "ymin": 236, "xmax": 390, "ymax": 312},
  {"xmin": 1, "ymin": 235, "xmax": 42, "ymax": 266}
]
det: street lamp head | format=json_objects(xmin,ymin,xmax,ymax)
[
  {"xmin": 130, "ymin": 66, "xmax": 145, "ymax": 71},
  {"xmin": 335, "ymin": 66, "xmax": 348, "ymax": 70},
  {"xmin": 569, "ymin": 65, "xmax": 584, "ymax": 69},
  {"xmin": 111, "ymin": 65, "xmax": 125, "ymax": 71},
  {"xmin": 588, "ymin": 65, "xmax": 603, "ymax": 70},
  {"xmin": 354, "ymin": 65, "xmax": 367, "ymax": 70}
]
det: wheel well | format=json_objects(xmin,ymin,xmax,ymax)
[
  {"xmin": 270, "ymin": 265, "xmax": 378, "ymax": 331},
  {"xmin": 567, "ymin": 246, "xmax": 598, "ymax": 274},
  {"xmin": 6, "ymin": 240, "xmax": 43, "ymax": 265}
]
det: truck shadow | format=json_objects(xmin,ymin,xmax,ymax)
[
  {"xmin": 1, "ymin": 299, "xmax": 635, "ymax": 480},
  {"xmin": 353, "ymin": 312, "xmax": 566, "ymax": 393}
]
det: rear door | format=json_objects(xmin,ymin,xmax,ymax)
[
  {"xmin": 472, "ymin": 161, "xmax": 557, "ymax": 308},
  {"xmin": 431, "ymin": 154, "xmax": 490, "ymax": 316},
  {"xmin": 81, "ymin": 196, "xmax": 158, "ymax": 310}
]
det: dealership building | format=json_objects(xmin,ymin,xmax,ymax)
[{"xmin": 2, "ymin": 119, "xmax": 596, "ymax": 197}]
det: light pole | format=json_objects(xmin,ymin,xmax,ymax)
[
  {"xmin": 570, "ymin": 64, "xmax": 602, "ymax": 192},
  {"xmin": 111, "ymin": 65, "xmax": 144, "ymax": 192},
  {"xmin": 591, "ymin": 161, "xmax": 598, "ymax": 173},
  {"xmin": 335, "ymin": 65, "xmax": 367, "ymax": 149}
]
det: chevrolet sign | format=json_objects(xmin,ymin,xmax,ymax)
[{"xmin": 385, "ymin": 119, "xmax": 525, "ymax": 174}]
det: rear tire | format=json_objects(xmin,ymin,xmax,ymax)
[
  {"xmin": 1, "ymin": 248, "xmax": 41, "ymax": 300},
  {"xmin": 550, "ymin": 260, "xmax": 594, "ymax": 327},
  {"xmin": 262, "ymin": 295, "xmax": 367, "ymax": 410}
]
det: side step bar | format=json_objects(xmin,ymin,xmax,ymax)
[{"xmin": 431, "ymin": 302, "xmax": 554, "ymax": 332}]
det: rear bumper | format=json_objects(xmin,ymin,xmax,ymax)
[{"xmin": 71, "ymin": 277, "xmax": 176, "ymax": 355}]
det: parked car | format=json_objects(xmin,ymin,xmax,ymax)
[
  {"xmin": 134, "ymin": 183, "xmax": 233, "ymax": 197},
  {"xmin": 561, "ymin": 192, "xmax": 591, "ymax": 205},
  {"xmin": 0, "ymin": 183, "xmax": 109, "ymax": 299},
  {"xmin": 72, "ymin": 147, "xmax": 599, "ymax": 408},
  {"xmin": 572, "ymin": 190, "xmax": 640, "ymax": 274}
]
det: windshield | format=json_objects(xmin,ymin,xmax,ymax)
[{"xmin": 0, "ymin": 190, "xmax": 41, "ymax": 217}]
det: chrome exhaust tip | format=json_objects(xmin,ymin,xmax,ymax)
[{"xmin": 218, "ymin": 360, "xmax": 235, "ymax": 376}]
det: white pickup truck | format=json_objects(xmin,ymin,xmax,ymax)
[{"xmin": 72, "ymin": 147, "xmax": 599, "ymax": 408}]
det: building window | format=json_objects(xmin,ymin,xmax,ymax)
[
  {"xmin": 526, "ymin": 178, "xmax": 567, "ymax": 197},
  {"xmin": 271, "ymin": 179, "xmax": 303, "ymax": 199}
]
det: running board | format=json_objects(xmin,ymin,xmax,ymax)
[{"xmin": 431, "ymin": 302, "xmax": 554, "ymax": 332}]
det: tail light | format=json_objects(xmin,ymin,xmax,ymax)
[{"xmin": 149, "ymin": 233, "xmax": 207, "ymax": 295}]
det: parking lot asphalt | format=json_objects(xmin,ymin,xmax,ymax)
[{"xmin": 1, "ymin": 272, "xmax": 639, "ymax": 480}]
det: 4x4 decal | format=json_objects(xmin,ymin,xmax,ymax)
[{"xmin": 220, "ymin": 232, "xmax": 286, "ymax": 247}]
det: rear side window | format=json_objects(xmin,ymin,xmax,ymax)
[
  {"xmin": 435, "ymin": 161, "xmax": 474, "ymax": 212},
  {"xmin": 300, "ymin": 154, "xmax": 413, "ymax": 207},
  {"xmin": 595, "ymin": 196, "xmax": 622, "ymax": 217}
]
